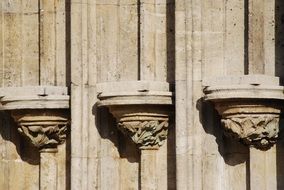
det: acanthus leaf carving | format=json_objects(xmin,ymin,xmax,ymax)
[
  {"xmin": 18, "ymin": 123, "xmax": 68, "ymax": 151},
  {"xmin": 222, "ymin": 115, "xmax": 279, "ymax": 150},
  {"xmin": 118, "ymin": 119, "xmax": 169, "ymax": 149},
  {"xmin": 114, "ymin": 112, "xmax": 169, "ymax": 150},
  {"xmin": 12, "ymin": 111, "xmax": 69, "ymax": 152}
]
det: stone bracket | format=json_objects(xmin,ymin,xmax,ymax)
[
  {"xmin": 203, "ymin": 75, "xmax": 284, "ymax": 150},
  {"xmin": 97, "ymin": 81, "xmax": 173, "ymax": 150},
  {"xmin": 0, "ymin": 86, "xmax": 70, "ymax": 152},
  {"xmin": 116, "ymin": 111, "xmax": 169, "ymax": 150},
  {"xmin": 14, "ymin": 111, "xmax": 69, "ymax": 152}
]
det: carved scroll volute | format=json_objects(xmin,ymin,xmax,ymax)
[
  {"xmin": 12, "ymin": 110, "xmax": 69, "ymax": 153},
  {"xmin": 110, "ymin": 106, "xmax": 170, "ymax": 150}
]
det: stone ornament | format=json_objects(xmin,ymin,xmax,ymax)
[
  {"xmin": 0, "ymin": 86, "xmax": 70, "ymax": 152},
  {"xmin": 203, "ymin": 75, "xmax": 284, "ymax": 150},
  {"xmin": 13, "ymin": 113, "xmax": 69, "ymax": 152},
  {"xmin": 223, "ymin": 117, "xmax": 278, "ymax": 149},
  {"xmin": 117, "ymin": 113, "xmax": 169, "ymax": 150},
  {"xmin": 16, "ymin": 115, "xmax": 69, "ymax": 152},
  {"xmin": 97, "ymin": 81, "xmax": 173, "ymax": 150}
]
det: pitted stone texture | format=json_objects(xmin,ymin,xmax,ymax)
[
  {"xmin": 203, "ymin": 75, "xmax": 284, "ymax": 101},
  {"xmin": 97, "ymin": 81, "xmax": 172, "ymax": 106},
  {"xmin": 0, "ymin": 86, "xmax": 69, "ymax": 110},
  {"xmin": 222, "ymin": 115, "xmax": 279, "ymax": 150},
  {"xmin": 118, "ymin": 113, "xmax": 169, "ymax": 150},
  {"xmin": 215, "ymin": 101, "xmax": 281, "ymax": 150},
  {"xmin": 203, "ymin": 75, "xmax": 284, "ymax": 150},
  {"xmin": 12, "ymin": 110, "xmax": 69, "ymax": 152}
]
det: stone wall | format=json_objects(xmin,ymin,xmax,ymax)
[
  {"xmin": 0, "ymin": 0, "xmax": 68, "ymax": 189},
  {"xmin": 1, "ymin": 0, "xmax": 284, "ymax": 189}
]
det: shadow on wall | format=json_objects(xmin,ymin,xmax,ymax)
[
  {"xmin": 93, "ymin": 104, "xmax": 177, "ymax": 189},
  {"xmin": 93, "ymin": 105, "xmax": 140, "ymax": 163},
  {"xmin": 276, "ymin": 108, "xmax": 284, "ymax": 190},
  {"xmin": 196, "ymin": 98, "xmax": 249, "ymax": 166},
  {"xmin": 0, "ymin": 111, "xmax": 39, "ymax": 165},
  {"xmin": 65, "ymin": 0, "xmax": 71, "ymax": 89},
  {"xmin": 166, "ymin": 0, "xmax": 175, "ymax": 87},
  {"xmin": 166, "ymin": 0, "xmax": 177, "ymax": 189},
  {"xmin": 276, "ymin": 0, "xmax": 284, "ymax": 85},
  {"xmin": 167, "ymin": 113, "xmax": 176, "ymax": 190},
  {"xmin": 276, "ymin": 1, "xmax": 284, "ymax": 189}
]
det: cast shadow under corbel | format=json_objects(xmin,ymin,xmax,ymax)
[
  {"xmin": 93, "ymin": 104, "xmax": 140, "ymax": 164},
  {"xmin": 196, "ymin": 98, "xmax": 249, "ymax": 167},
  {"xmin": 0, "ymin": 111, "xmax": 39, "ymax": 165}
]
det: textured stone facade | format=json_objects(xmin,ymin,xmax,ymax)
[{"xmin": 1, "ymin": 0, "xmax": 284, "ymax": 190}]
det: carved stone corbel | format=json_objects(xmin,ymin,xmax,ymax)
[
  {"xmin": 0, "ymin": 86, "xmax": 70, "ymax": 152},
  {"xmin": 12, "ymin": 110, "xmax": 69, "ymax": 152},
  {"xmin": 97, "ymin": 81, "xmax": 173, "ymax": 150},
  {"xmin": 215, "ymin": 101, "xmax": 280, "ymax": 150},
  {"xmin": 203, "ymin": 75, "xmax": 284, "ymax": 150},
  {"xmin": 97, "ymin": 81, "xmax": 172, "ymax": 190},
  {"xmin": 110, "ymin": 106, "xmax": 170, "ymax": 150},
  {"xmin": 0, "ymin": 86, "xmax": 70, "ymax": 190}
]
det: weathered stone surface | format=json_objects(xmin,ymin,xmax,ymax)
[
  {"xmin": 222, "ymin": 113, "xmax": 279, "ymax": 149},
  {"xmin": 15, "ymin": 114, "xmax": 69, "ymax": 152},
  {"xmin": 1, "ymin": 0, "xmax": 284, "ymax": 189},
  {"xmin": 204, "ymin": 75, "xmax": 284, "ymax": 150},
  {"xmin": 117, "ymin": 113, "xmax": 169, "ymax": 150}
]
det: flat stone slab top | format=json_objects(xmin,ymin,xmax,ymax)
[
  {"xmin": 203, "ymin": 75, "xmax": 284, "ymax": 101},
  {"xmin": 0, "ymin": 86, "xmax": 70, "ymax": 110},
  {"xmin": 96, "ymin": 81, "xmax": 173, "ymax": 106}
]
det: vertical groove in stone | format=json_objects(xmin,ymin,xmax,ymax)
[
  {"xmin": 55, "ymin": 0, "xmax": 67, "ymax": 86},
  {"xmin": 70, "ymin": 0, "xmax": 84, "ymax": 189},
  {"xmin": 0, "ymin": 0, "xmax": 3, "ymax": 87},
  {"xmin": 175, "ymin": 0, "xmax": 191, "ymax": 189},
  {"xmin": 154, "ymin": 0, "xmax": 167, "ymax": 81},
  {"xmin": 249, "ymin": 146, "xmax": 277, "ymax": 190},
  {"xmin": 248, "ymin": 0, "xmax": 265, "ymax": 74},
  {"xmin": 140, "ymin": 0, "xmax": 154, "ymax": 80},
  {"xmin": 139, "ymin": 0, "xmax": 167, "ymax": 81},
  {"xmin": 224, "ymin": 0, "xmax": 245, "ymax": 75},
  {"xmin": 140, "ymin": 149, "xmax": 157, "ymax": 190},
  {"xmin": 71, "ymin": 0, "xmax": 101, "ymax": 189},
  {"xmin": 118, "ymin": 1, "xmax": 139, "ymax": 81},
  {"xmin": 244, "ymin": 0, "xmax": 249, "ymax": 74},
  {"xmin": 247, "ymin": 0, "xmax": 276, "ymax": 75},
  {"xmin": 22, "ymin": 0, "xmax": 40, "ymax": 86},
  {"xmin": 39, "ymin": 0, "xmax": 56, "ymax": 86},
  {"xmin": 201, "ymin": 0, "xmax": 226, "ymax": 189},
  {"xmin": 137, "ymin": 0, "xmax": 141, "ymax": 80},
  {"xmin": 263, "ymin": 0, "xmax": 275, "ymax": 76},
  {"xmin": 3, "ymin": 0, "xmax": 22, "ymax": 87},
  {"xmin": 40, "ymin": 152, "xmax": 57, "ymax": 190},
  {"xmin": 87, "ymin": 1, "xmax": 99, "ymax": 190}
]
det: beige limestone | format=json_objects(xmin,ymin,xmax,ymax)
[
  {"xmin": 0, "ymin": 0, "xmax": 69, "ymax": 189},
  {"xmin": 1, "ymin": 0, "xmax": 284, "ymax": 189}
]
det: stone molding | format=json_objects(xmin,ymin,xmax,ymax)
[
  {"xmin": 0, "ymin": 86, "xmax": 69, "ymax": 110},
  {"xmin": 203, "ymin": 75, "xmax": 284, "ymax": 150}
]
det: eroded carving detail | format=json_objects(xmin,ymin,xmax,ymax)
[
  {"xmin": 222, "ymin": 116, "xmax": 279, "ymax": 150},
  {"xmin": 117, "ymin": 114, "xmax": 169, "ymax": 149},
  {"xmin": 18, "ymin": 124, "xmax": 68, "ymax": 151},
  {"xmin": 13, "ymin": 114, "xmax": 69, "ymax": 152}
]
